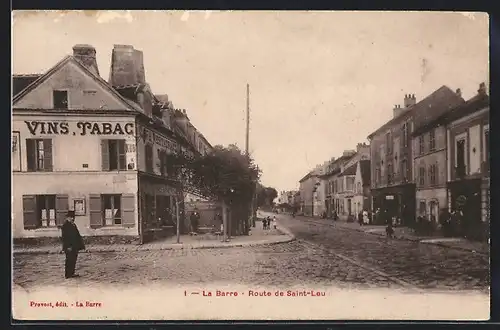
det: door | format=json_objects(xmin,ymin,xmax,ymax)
[{"xmin": 347, "ymin": 199, "xmax": 352, "ymax": 215}]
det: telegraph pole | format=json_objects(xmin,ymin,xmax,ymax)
[{"xmin": 246, "ymin": 84, "xmax": 256, "ymax": 229}]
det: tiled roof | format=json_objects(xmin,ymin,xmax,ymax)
[
  {"xmin": 367, "ymin": 85, "xmax": 464, "ymax": 139},
  {"xmin": 339, "ymin": 163, "xmax": 357, "ymax": 176},
  {"xmin": 412, "ymin": 93, "xmax": 489, "ymax": 137},
  {"xmin": 12, "ymin": 74, "xmax": 42, "ymax": 97}
]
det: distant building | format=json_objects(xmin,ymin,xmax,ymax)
[{"xmin": 367, "ymin": 87, "xmax": 464, "ymax": 226}]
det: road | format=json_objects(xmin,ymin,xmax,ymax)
[{"xmin": 13, "ymin": 213, "xmax": 489, "ymax": 292}]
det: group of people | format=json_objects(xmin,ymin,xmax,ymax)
[{"xmin": 262, "ymin": 216, "xmax": 276, "ymax": 230}]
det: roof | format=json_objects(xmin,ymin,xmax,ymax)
[
  {"xmin": 359, "ymin": 160, "xmax": 371, "ymax": 186},
  {"xmin": 339, "ymin": 163, "xmax": 357, "ymax": 176},
  {"xmin": 299, "ymin": 171, "xmax": 314, "ymax": 183},
  {"xmin": 320, "ymin": 154, "xmax": 355, "ymax": 178},
  {"xmin": 367, "ymin": 85, "xmax": 464, "ymax": 139},
  {"xmin": 13, "ymin": 56, "xmax": 142, "ymax": 113},
  {"xmin": 13, "ymin": 74, "xmax": 42, "ymax": 97},
  {"xmin": 412, "ymin": 93, "xmax": 489, "ymax": 137}
]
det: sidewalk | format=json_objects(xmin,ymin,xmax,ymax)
[
  {"xmin": 13, "ymin": 221, "xmax": 295, "ymax": 255},
  {"xmin": 303, "ymin": 217, "xmax": 490, "ymax": 255}
]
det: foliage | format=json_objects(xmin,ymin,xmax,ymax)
[
  {"xmin": 256, "ymin": 185, "xmax": 278, "ymax": 207},
  {"xmin": 169, "ymin": 144, "xmax": 261, "ymax": 204}
]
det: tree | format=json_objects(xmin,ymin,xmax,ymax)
[
  {"xmin": 256, "ymin": 185, "xmax": 278, "ymax": 209},
  {"xmin": 169, "ymin": 144, "xmax": 261, "ymax": 237}
]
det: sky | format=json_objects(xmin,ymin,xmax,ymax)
[{"xmin": 12, "ymin": 11, "xmax": 489, "ymax": 191}]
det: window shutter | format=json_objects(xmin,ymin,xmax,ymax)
[
  {"xmin": 89, "ymin": 194, "xmax": 103, "ymax": 228},
  {"xmin": 55, "ymin": 194, "xmax": 69, "ymax": 227},
  {"xmin": 435, "ymin": 164, "xmax": 438, "ymax": 184},
  {"xmin": 26, "ymin": 139, "xmax": 36, "ymax": 171},
  {"xmin": 101, "ymin": 140, "xmax": 110, "ymax": 171},
  {"xmin": 43, "ymin": 139, "xmax": 53, "ymax": 171},
  {"xmin": 121, "ymin": 194, "xmax": 136, "ymax": 227},
  {"xmin": 118, "ymin": 140, "xmax": 126, "ymax": 170},
  {"xmin": 23, "ymin": 195, "xmax": 38, "ymax": 230}
]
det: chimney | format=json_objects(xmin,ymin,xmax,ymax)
[
  {"xmin": 109, "ymin": 44, "xmax": 146, "ymax": 87},
  {"xmin": 404, "ymin": 93, "xmax": 416, "ymax": 108},
  {"xmin": 393, "ymin": 104, "xmax": 404, "ymax": 118},
  {"xmin": 456, "ymin": 88, "xmax": 462, "ymax": 98},
  {"xmin": 73, "ymin": 44, "xmax": 100, "ymax": 76},
  {"xmin": 478, "ymin": 82, "xmax": 487, "ymax": 95}
]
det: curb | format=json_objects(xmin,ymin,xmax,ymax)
[
  {"xmin": 337, "ymin": 223, "xmax": 488, "ymax": 255},
  {"xmin": 13, "ymin": 232, "xmax": 295, "ymax": 256}
]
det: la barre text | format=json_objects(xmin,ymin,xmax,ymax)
[{"xmin": 185, "ymin": 290, "xmax": 327, "ymax": 297}]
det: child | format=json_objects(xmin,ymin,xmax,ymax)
[{"xmin": 272, "ymin": 216, "xmax": 277, "ymax": 229}]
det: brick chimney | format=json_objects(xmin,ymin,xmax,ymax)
[
  {"xmin": 478, "ymin": 82, "xmax": 487, "ymax": 95},
  {"xmin": 73, "ymin": 44, "xmax": 100, "ymax": 76},
  {"xmin": 393, "ymin": 104, "xmax": 404, "ymax": 118},
  {"xmin": 456, "ymin": 88, "xmax": 462, "ymax": 98},
  {"xmin": 109, "ymin": 44, "xmax": 146, "ymax": 87},
  {"xmin": 404, "ymin": 94, "xmax": 416, "ymax": 108}
]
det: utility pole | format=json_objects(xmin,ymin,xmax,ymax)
[{"xmin": 246, "ymin": 83, "xmax": 256, "ymax": 229}]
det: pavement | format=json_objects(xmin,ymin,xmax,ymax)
[
  {"xmin": 287, "ymin": 215, "xmax": 490, "ymax": 255},
  {"xmin": 12, "ymin": 220, "xmax": 295, "ymax": 255}
]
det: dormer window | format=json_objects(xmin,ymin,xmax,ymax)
[{"xmin": 53, "ymin": 90, "xmax": 68, "ymax": 109}]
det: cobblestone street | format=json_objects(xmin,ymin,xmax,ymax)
[{"xmin": 13, "ymin": 214, "xmax": 489, "ymax": 293}]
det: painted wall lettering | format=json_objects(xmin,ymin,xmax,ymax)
[{"xmin": 24, "ymin": 121, "xmax": 134, "ymax": 136}]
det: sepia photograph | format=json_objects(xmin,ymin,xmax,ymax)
[{"xmin": 12, "ymin": 10, "xmax": 490, "ymax": 321}]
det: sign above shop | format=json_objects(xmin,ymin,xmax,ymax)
[
  {"xmin": 385, "ymin": 195, "xmax": 394, "ymax": 200},
  {"xmin": 24, "ymin": 121, "xmax": 134, "ymax": 136}
]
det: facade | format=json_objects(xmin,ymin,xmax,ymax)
[
  {"xmin": 368, "ymin": 87, "xmax": 464, "ymax": 226},
  {"xmin": 444, "ymin": 85, "xmax": 489, "ymax": 238},
  {"xmin": 298, "ymin": 171, "xmax": 320, "ymax": 216},
  {"xmin": 12, "ymin": 44, "xmax": 212, "ymax": 243},
  {"xmin": 313, "ymin": 162, "xmax": 329, "ymax": 217},
  {"xmin": 353, "ymin": 159, "xmax": 372, "ymax": 216},
  {"xmin": 412, "ymin": 114, "xmax": 448, "ymax": 224},
  {"xmin": 336, "ymin": 145, "xmax": 370, "ymax": 220}
]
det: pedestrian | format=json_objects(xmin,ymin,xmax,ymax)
[
  {"xmin": 61, "ymin": 210, "xmax": 85, "ymax": 279},
  {"xmin": 190, "ymin": 210, "xmax": 200, "ymax": 233},
  {"xmin": 358, "ymin": 210, "xmax": 363, "ymax": 226},
  {"xmin": 272, "ymin": 215, "xmax": 277, "ymax": 229},
  {"xmin": 363, "ymin": 210, "xmax": 369, "ymax": 225},
  {"xmin": 262, "ymin": 217, "xmax": 267, "ymax": 230},
  {"xmin": 385, "ymin": 220, "xmax": 395, "ymax": 239}
]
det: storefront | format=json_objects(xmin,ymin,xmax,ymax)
[
  {"xmin": 446, "ymin": 178, "xmax": 482, "ymax": 235},
  {"xmin": 371, "ymin": 183, "xmax": 416, "ymax": 226}
]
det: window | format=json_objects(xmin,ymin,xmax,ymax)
[
  {"xmin": 484, "ymin": 126, "xmax": 489, "ymax": 162},
  {"xmin": 429, "ymin": 164, "xmax": 438, "ymax": 185},
  {"xmin": 357, "ymin": 182, "xmax": 361, "ymax": 194},
  {"xmin": 401, "ymin": 159, "xmax": 408, "ymax": 181},
  {"xmin": 429, "ymin": 129, "xmax": 436, "ymax": 152},
  {"xmin": 419, "ymin": 200, "xmax": 426, "ymax": 216},
  {"xmin": 23, "ymin": 194, "xmax": 67, "ymax": 229},
  {"xmin": 419, "ymin": 166, "xmax": 425, "ymax": 186},
  {"xmin": 429, "ymin": 200, "xmax": 438, "ymax": 223},
  {"xmin": 387, "ymin": 163, "xmax": 393, "ymax": 184},
  {"xmin": 26, "ymin": 139, "xmax": 52, "ymax": 172},
  {"xmin": 402, "ymin": 122, "xmax": 409, "ymax": 147},
  {"xmin": 102, "ymin": 194, "xmax": 122, "ymax": 226},
  {"xmin": 158, "ymin": 149, "xmax": 167, "ymax": 176},
  {"xmin": 36, "ymin": 195, "xmax": 56, "ymax": 227},
  {"xmin": 419, "ymin": 135, "xmax": 425, "ymax": 155},
  {"xmin": 386, "ymin": 132, "xmax": 392, "ymax": 154},
  {"xmin": 102, "ymin": 139, "xmax": 126, "ymax": 171},
  {"xmin": 145, "ymin": 144, "xmax": 153, "ymax": 172},
  {"xmin": 53, "ymin": 90, "xmax": 68, "ymax": 109},
  {"xmin": 456, "ymin": 137, "xmax": 466, "ymax": 177}
]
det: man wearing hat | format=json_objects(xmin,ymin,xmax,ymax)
[{"xmin": 61, "ymin": 210, "xmax": 85, "ymax": 279}]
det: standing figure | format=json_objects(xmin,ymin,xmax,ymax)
[
  {"xmin": 363, "ymin": 210, "xmax": 369, "ymax": 225},
  {"xmin": 61, "ymin": 210, "xmax": 85, "ymax": 279},
  {"xmin": 190, "ymin": 210, "xmax": 200, "ymax": 233},
  {"xmin": 262, "ymin": 217, "xmax": 268, "ymax": 230},
  {"xmin": 272, "ymin": 215, "xmax": 277, "ymax": 229},
  {"xmin": 358, "ymin": 210, "xmax": 363, "ymax": 226}
]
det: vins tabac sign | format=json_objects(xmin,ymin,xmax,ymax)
[{"xmin": 24, "ymin": 121, "xmax": 134, "ymax": 136}]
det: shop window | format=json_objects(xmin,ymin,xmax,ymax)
[
  {"xmin": 102, "ymin": 139, "xmax": 126, "ymax": 171},
  {"xmin": 26, "ymin": 139, "xmax": 53, "ymax": 172},
  {"xmin": 53, "ymin": 90, "xmax": 68, "ymax": 109},
  {"xmin": 429, "ymin": 129, "xmax": 436, "ymax": 152},
  {"xmin": 102, "ymin": 194, "xmax": 122, "ymax": 226},
  {"xmin": 22, "ymin": 194, "xmax": 68, "ymax": 229}
]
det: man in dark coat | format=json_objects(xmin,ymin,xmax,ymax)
[
  {"xmin": 61, "ymin": 210, "xmax": 85, "ymax": 279},
  {"xmin": 190, "ymin": 210, "xmax": 200, "ymax": 233}
]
